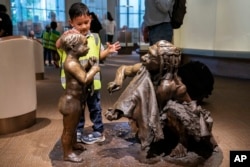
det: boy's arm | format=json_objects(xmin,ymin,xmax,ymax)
[{"xmin": 100, "ymin": 41, "xmax": 121, "ymax": 60}]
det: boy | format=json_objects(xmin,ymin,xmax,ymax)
[
  {"xmin": 56, "ymin": 2, "xmax": 121, "ymax": 145},
  {"xmin": 58, "ymin": 33, "xmax": 99, "ymax": 162}
]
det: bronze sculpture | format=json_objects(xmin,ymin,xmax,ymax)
[
  {"xmin": 105, "ymin": 40, "xmax": 218, "ymax": 160},
  {"xmin": 58, "ymin": 33, "xmax": 100, "ymax": 162}
]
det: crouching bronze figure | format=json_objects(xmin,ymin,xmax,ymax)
[{"xmin": 105, "ymin": 40, "xmax": 218, "ymax": 161}]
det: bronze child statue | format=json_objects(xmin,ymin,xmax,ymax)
[{"xmin": 58, "ymin": 33, "xmax": 100, "ymax": 162}]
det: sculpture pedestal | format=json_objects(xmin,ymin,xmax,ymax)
[{"xmin": 50, "ymin": 122, "xmax": 223, "ymax": 167}]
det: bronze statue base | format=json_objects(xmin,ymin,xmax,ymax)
[{"xmin": 50, "ymin": 122, "xmax": 223, "ymax": 167}]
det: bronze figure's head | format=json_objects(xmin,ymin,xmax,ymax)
[
  {"xmin": 141, "ymin": 40, "xmax": 181, "ymax": 73},
  {"xmin": 60, "ymin": 33, "xmax": 89, "ymax": 57}
]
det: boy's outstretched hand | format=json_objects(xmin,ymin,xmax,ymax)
[{"xmin": 106, "ymin": 41, "xmax": 121, "ymax": 53}]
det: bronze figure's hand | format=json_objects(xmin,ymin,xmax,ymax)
[
  {"xmin": 88, "ymin": 56, "xmax": 98, "ymax": 66},
  {"xmin": 107, "ymin": 82, "xmax": 120, "ymax": 93},
  {"xmin": 91, "ymin": 65, "xmax": 100, "ymax": 73}
]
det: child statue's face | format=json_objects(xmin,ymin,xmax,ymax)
[{"xmin": 60, "ymin": 33, "xmax": 89, "ymax": 57}]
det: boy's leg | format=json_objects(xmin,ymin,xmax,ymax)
[
  {"xmin": 44, "ymin": 48, "xmax": 48, "ymax": 65},
  {"xmin": 81, "ymin": 91, "xmax": 105, "ymax": 144},
  {"xmin": 88, "ymin": 91, "xmax": 104, "ymax": 133}
]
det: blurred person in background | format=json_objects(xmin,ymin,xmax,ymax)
[
  {"xmin": 0, "ymin": 4, "xmax": 13, "ymax": 37},
  {"xmin": 103, "ymin": 11, "xmax": 116, "ymax": 44},
  {"xmin": 41, "ymin": 25, "xmax": 52, "ymax": 66},
  {"xmin": 49, "ymin": 21, "xmax": 61, "ymax": 68}
]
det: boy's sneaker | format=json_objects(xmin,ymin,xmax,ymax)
[
  {"xmin": 81, "ymin": 131, "xmax": 105, "ymax": 144},
  {"xmin": 76, "ymin": 131, "xmax": 82, "ymax": 143}
]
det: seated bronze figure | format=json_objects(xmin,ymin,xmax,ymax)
[{"xmin": 105, "ymin": 40, "xmax": 218, "ymax": 160}]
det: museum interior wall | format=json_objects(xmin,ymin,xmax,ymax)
[
  {"xmin": 173, "ymin": 0, "xmax": 250, "ymax": 79},
  {"xmin": 1, "ymin": 0, "xmax": 250, "ymax": 78},
  {"xmin": 174, "ymin": 0, "xmax": 250, "ymax": 55}
]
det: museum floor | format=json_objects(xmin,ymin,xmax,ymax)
[{"xmin": 0, "ymin": 53, "xmax": 249, "ymax": 167}]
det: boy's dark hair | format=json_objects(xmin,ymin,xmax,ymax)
[
  {"xmin": 69, "ymin": 2, "xmax": 90, "ymax": 20},
  {"xmin": 50, "ymin": 21, "xmax": 57, "ymax": 30}
]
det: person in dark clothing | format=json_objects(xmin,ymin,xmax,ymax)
[
  {"xmin": 0, "ymin": 4, "xmax": 13, "ymax": 37},
  {"xmin": 89, "ymin": 12, "xmax": 102, "ymax": 34},
  {"xmin": 89, "ymin": 12, "xmax": 105, "ymax": 64},
  {"xmin": 49, "ymin": 21, "xmax": 60, "ymax": 68}
]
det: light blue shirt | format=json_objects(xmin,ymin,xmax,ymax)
[{"xmin": 144, "ymin": 0, "xmax": 175, "ymax": 27}]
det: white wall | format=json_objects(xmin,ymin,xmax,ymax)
[
  {"xmin": 215, "ymin": 0, "xmax": 250, "ymax": 51},
  {"xmin": 174, "ymin": 0, "xmax": 250, "ymax": 53}
]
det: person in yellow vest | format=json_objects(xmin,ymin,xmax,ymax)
[
  {"xmin": 56, "ymin": 2, "xmax": 121, "ymax": 145},
  {"xmin": 49, "ymin": 21, "xmax": 60, "ymax": 68},
  {"xmin": 41, "ymin": 24, "xmax": 51, "ymax": 66}
]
